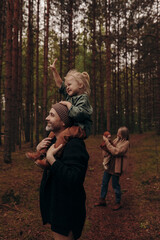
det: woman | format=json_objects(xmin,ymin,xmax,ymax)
[{"xmin": 95, "ymin": 126, "xmax": 130, "ymax": 210}]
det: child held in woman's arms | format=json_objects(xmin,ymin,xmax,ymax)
[
  {"xmin": 26, "ymin": 58, "xmax": 93, "ymax": 168},
  {"xmin": 100, "ymin": 131, "xmax": 114, "ymax": 170}
]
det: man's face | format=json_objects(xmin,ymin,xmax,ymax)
[{"xmin": 45, "ymin": 108, "xmax": 64, "ymax": 132}]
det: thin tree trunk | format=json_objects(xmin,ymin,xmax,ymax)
[
  {"xmin": 117, "ymin": 0, "xmax": 122, "ymax": 128},
  {"xmin": 25, "ymin": 0, "xmax": 32, "ymax": 142},
  {"xmin": 124, "ymin": 3, "xmax": 129, "ymax": 128},
  {"xmin": 0, "ymin": 0, "xmax": 5, "ymax": 145},
  {"xmin": 11, "ymin": 0, "xmax": 19, "ymax": 151},
  {"xmin": 99, "ymin": 14, "xmax": 104, "ymax": 134},
  {"xmin": 137, "ymin": 1, "xmax": 142, "ymax": 133},
  {"xmin": 92, "ymin": 0, "xmax": 97, "ymax": 135},
  {"xmin": 30, "ymin": 0, "xmax": 34, "ymax": 148},
  {"xmin": 43, "ymin": 0, "xmax": 50, "ymax": 137},
  {"xmin": 60, "ymin": 0, "xmax": 63, "ymax": 83},
  {"xmin": 68, "ymin": 0, "xmax": 73, "ymax": 69},
  {"xmin": 105, "ymin": 0, "xmax": 111, "ymax": 132},
  {"xmin": 73, "ymin": 22, "xmax": 76, "ymax": 69},
  {"xmin": 130, "ymin": 52, "xmax": 135, "ymax": 133},
  {"xmin": 83, "ymin": 23, "xmax": 87, "ymax": 70},
  {"xmin": 155, "ymin": 0, "xmax": 160, "ymax": 134},
  {"xmin": 17, "ymin": 0, "xmax": 23, "ymax": 149},
  {"xmin": 35, "ymin": 0, "xmax": 40, "ymax": 145},
  {"xmin": 112, "ymin": 62, "xmax": 117, "ymax": 133},
  {"xmin": 4, "ymin": 0, "xmax": 13, "ymax": 163}
]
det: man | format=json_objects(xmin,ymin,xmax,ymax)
[{"xmin": 38, "ymin": 103, "xmax": 89, "ymax": 240}]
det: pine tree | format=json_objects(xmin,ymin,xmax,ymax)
[
  {"xmin": 0, "ymin": 0, "xmax": 6, "ymax": 145},
  {"xmin": 4, "ymin": 0, "xmax": 13, "ymax": 163},
  {"xmin": 43, "ymin": 0, "xmax": 50, "ymax": 137},
  {"xmin": 35, "ymin": 0, "xmax": 40, "ymax": 145},
  {"xmin": 11, "ymin": 0, "xmax": 19, "ymax": 151}
]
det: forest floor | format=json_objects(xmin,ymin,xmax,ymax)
[{"xmin": 0, "ymin": 132, "xmax": 160, "ymax": 240}]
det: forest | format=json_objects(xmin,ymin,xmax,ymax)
[{"xmin": 0, "ymin": 0, "xmax": 160, "ymax": 163}]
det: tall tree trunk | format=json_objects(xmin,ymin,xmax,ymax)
[
  {"xmin": 112, "ymin": 60, "xmax": 117, "ymax": 133},
  {"xmin": 17, "ymin": 0, "xmax": 23, "ymax": 149},
  {"xmin": 98, "ymin": 14, "xmax": 104, "ymax": 134},
  {"xmin": 68, "ymin": 0, "xmax": 73, "ymax": 69},
  {"xmin": 60, "ymin": 0, "xmax": 63, "ymax": 79},
  {"xmin": 43, "ymin": 0, "xmax": 50, "ymax": 137},
  {"xmin": 92, "ymin": 0, "xmax": 97, "ymax": 135},
  {"xmin": 137, "ymin": 1, "xmax": 142, "ymax": 133},
  {"xmin": 117, "ymin": 0, "xmax": 122, "ymax": 128},
  {"xmin": 25, "ymin": 0, "xmax": 31, "ymax": 142},
  {"xmin": 73, "ymin": 22, "xmax": 76, "ymax": 69},
  {"xmin": 105, "ymin": 0, "xmax": 111, "ymax": 132},
  {"xmin": 0, "ymin": 0, "xmax": 5, "ymax": 145},
  {"xmin": 130, "ymin": 52, "xmax": 135, "ymax": 133},
  {"xmin": 30, "ymin": 0, "xmax": 34, "ymax": 148},
  {"xmin": 124, "ymin": 2, "xmax": 129, "ymax": 128},
  {"xmin": 4, "ymin": 0, "xmax": 13, "ymax": 163},
  {"xmin": 35, "ymin": 0, "xmax": 40, "ymax": 145},
  {"xmin": 137, "ymin": 46, "xmax": 142, "ymax": 133},
  {"xmin": 155, "ymin": 0, "xmax": 160, "ymax": 134},
  {"xmin": 83, "ymin": 22, "xmax": 87, "ymax": 70},
  {"xmin": 11, "ymin": 0, "xmax": 19, "ymax": 151},
  {"xmin": 143, "ymin": 74, "xmax": 147, "ymax": 131}
]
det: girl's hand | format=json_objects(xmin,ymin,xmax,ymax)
[
  {"xmin": 46, "ymin": 144, "xmax": 63, "ymax": 165},
  {"xmin": 60, "ymin": 101, "xmax": 72, "ymax": 110},
  {"xmin": 103, "ymin": 135, "xmax": 109, "ymax": 143},
  {"xmin": 49, "ymin": 58, "xmax": 57, "ymax": 71},
  {"xmin": 36, "ymin": 137, "xmax": 52, "ymax": 151}
]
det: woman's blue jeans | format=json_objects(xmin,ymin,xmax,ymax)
[{"xmin": 100, "ymin": 171, "xmax": 121, "ymax": 203}]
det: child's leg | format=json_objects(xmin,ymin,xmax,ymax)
[
  {"xmin": 26, "ymin": 131, "xmax": 55, "ymax": 160},
  {"xmin": 39, "ymin": 131, "xmax": 55, "ymax": 154},
  {"xmin": 35, "ymin": 158, "xmax": 50, "ymax": 169},
  {"xmin": 48, "ymin": 131, "xmax": 55, "ymax": 138},
  {"xmin": 54, "ymin": 126, "xmax": 86, "ymax": 148}
]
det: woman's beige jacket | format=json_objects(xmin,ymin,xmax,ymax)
[{"xmin": 105, "ymin": 138, "xmax": 130, "ymax": 174}]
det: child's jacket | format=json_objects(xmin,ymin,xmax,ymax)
[{"xmin": 59, "ymin": 82, "xmax": 93, "ymax": 137}]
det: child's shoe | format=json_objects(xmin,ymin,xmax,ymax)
[
  {"xmin": 25, "ymin": 151, "xmax": 44, "ymax": 161},
  {"xmin": 35, "ymin": 158, "xmax": 50, "ymax": 169}
]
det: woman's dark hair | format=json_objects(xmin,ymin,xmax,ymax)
[{"xmin": 119, "ymin": 126, "xmax": 129, "ymax": 140}]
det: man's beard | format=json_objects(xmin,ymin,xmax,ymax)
[
  {"xmin": 46, "ymin": 123, "xmax": 61, "ymax": 132},
  {"xmin": 46, "ymin": 125, "xmax": 53, "ymax": 132}
]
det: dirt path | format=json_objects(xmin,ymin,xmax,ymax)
[
  {"xmin": 0, "ymin": 133, "xmax": 159, "ymax": 239},
  {"xmin": 81, "ymin": 135, "xmax": 155, "ymax": 240}
]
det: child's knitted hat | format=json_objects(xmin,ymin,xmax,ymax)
[
  {"xmin": 100, "ymin": 131, "xmax": 111, "ymax": 151},
  {"xmin": 52, "ymin": 103, "xmax": 72, "ymax": 127}
]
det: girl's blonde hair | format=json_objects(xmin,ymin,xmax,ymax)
[{"xmin": 64, "ymin": 69, "xmax": 91, "ymax": 96}]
